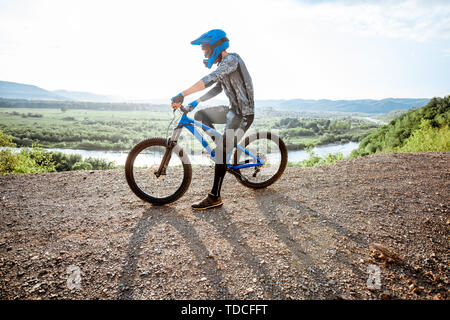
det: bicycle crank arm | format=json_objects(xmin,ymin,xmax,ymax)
[
  {"xmin": 252, "ymin": 167, "xmax": 261, "ymax": 177},
  {"xmin": 226, "ymin": 168, "xmax": 249, "ymax": 183}
]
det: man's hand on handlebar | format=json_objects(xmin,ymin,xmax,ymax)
[
  {"xmin": 171, "ymin": 93, "xmax": 199, "ymax": 113},
  {"xmin": 171, "ymin": 93, "xmax": 184, "ymax": 110}
]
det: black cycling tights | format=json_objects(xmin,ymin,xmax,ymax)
[{"xmin": 194, "ymin": 106, "xmax": 254, "ymax": 197}]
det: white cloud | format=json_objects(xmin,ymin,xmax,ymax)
[{"xmin": 294, "ymin": 0, "xmax": 450, "ymax": 41}]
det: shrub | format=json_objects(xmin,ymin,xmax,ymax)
[
  {"xmin": 71, "ymin": 161, "xmax": 93, "ymax": 171},
  {"xmin": 288, "ymin": 150, "xmax": 344, "ymax": 167},
  {"xmin": 0, "ymin": 130, "xmax": 55, "ymax": 174},
  {"xmin": 85, "ymin": 157, "xmax": 116, "ymax": 170},
  {"xmin": 49, "ymin": 152, "xmax": 83, "ymax": 172},
  {"xmin": 0, "ymin": 129, "xmax": 15, "ymax": 147},
  {"xmin": 396, "ymin": 119, "xmax": 450, "ymax": 152}
]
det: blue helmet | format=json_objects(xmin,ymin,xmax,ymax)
[{"xmin": 191, "ymin": 29, "xmax": 229, "ymax": 69}]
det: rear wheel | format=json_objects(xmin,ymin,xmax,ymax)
[
  {"xmin": 232, "ymin": 131, "xmax": 287, "ymax": 189},
  {"xmin": 125, "ymin": 138, "xmax": 192, "ymax": 205}
]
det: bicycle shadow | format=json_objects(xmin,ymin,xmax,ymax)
[{"xmin": 115, "ymin": 205, "xmax": 232, "ymax": 299}]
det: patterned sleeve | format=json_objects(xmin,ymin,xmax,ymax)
[
  {"xmin": 198, "ymin": 83, "xmax": 223, "ymax": 102},
  {"xmin": 201, "ymin": 55, "xmax": 239, "ymax": 88}
]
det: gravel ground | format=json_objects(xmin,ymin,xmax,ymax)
[{"xmin": 0, "ymin": 152, "xmax": 449, "ymax": 300}]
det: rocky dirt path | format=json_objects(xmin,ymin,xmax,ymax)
[{"xmin": 0, "ymin": 152, "xmax": 448, "ymax": 300}]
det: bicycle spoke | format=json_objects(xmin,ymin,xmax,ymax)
[
  {"xmin": 132, "ymin": 145, "xmax": 185, "ymax": 199},
  {"xmin": 235, "ymin": 135, "xmax": 283, "ymax": 184}
]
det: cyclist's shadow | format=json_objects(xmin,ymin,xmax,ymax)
[{"xmin": 115, "ymin": 204, "xmax": 288, "ymax": 299}]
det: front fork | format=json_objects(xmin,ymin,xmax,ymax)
[{"xmin": 154, "ymin": 127, "xmax": 183, "ymax": 178}]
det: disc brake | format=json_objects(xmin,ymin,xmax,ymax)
[{"xmin": 148, "ymin": 165, "xmax": 166, "ymax": 181}]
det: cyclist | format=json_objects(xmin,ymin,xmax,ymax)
[{"xmin": 171, "ymin": 29, "xmax": 254, "ymax": 210}]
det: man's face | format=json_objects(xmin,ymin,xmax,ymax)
[{"xmin": 201, "ymin": 44, "xmax": 212, "ymax": 59}]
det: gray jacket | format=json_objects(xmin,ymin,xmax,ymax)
[{"xmin": 199, "ymin": 53, "xmax": 254, "ymax": 116}]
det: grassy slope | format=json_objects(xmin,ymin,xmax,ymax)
[{"xmin": 351, "ymin": 96, "xmax": 450, "ymax": 157}]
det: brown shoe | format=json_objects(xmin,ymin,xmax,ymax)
[{"xmin": 191, "ymin": 193, "xmax": 223, "ymax": 210}]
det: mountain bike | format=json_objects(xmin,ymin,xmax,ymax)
[{"xmin": 125, "ymin": 106, "xmax": 288, "ymax": 205}]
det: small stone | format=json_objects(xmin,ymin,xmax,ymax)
[
  {"xmin": 245, "ymin": 288, "xmax": 254, "ymax": 294},
  {"xmin": 381, "ymin": 291, "xmax": 391, "ymax": 300}
]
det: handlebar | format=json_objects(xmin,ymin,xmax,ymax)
[
  {"xmin": 173, "ymin": 105, "xmax": 189, "ymax": 115},
  {"xmin": 180, "ymin": 105, "xmax": 189, "ymax": 114}
]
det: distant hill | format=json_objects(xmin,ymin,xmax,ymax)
[
  {"xmin": 0, "ymin": 81, "xmax": 121, "ymax": 102},
  {"xmin": 0, "ymin": 80, "xmax": 430, "ymax": 113},
  {"xmin": 255, "ymin": 98, "xmax": 430, "ymax": 114},
  {"xmin": 52, "ymin": 90, "xmax": 121, "ymax": 102},
  {"xmin": 0, "ymin": 81, "xmax": 65, "ymax": 100}
]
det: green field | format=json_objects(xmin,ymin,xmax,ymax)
[
  {"xmin": 0, "ymin": 106, "xmax": 381, "ymax": 152},
  {"xmin": 0, "ymin": 108, "xmax": 173, "ymax": 151}
]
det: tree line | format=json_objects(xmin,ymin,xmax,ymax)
[{"xmin": 0, "ymin": 98, "xmax": 167, "ymax": 111}]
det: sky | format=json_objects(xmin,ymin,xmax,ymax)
[{"xmin": 0, "ymin": 0, "xmax": 449, "ymax": 101}]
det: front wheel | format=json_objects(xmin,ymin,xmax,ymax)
[
  {"xmin": 232, "ymin": 131, "xmax": 288, "ymax": 189},
  {"xmin": 125, "ymin": 138, "xmax": 192, "ymax": 205}
]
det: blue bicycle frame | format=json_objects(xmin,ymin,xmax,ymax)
[{"xmin": 169, "ymin": 110, "xmax": 264, "ymax": 170}]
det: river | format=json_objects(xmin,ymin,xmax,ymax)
[
  {"xmin": 3, "ymin": 141, "xmax": 359, "ymax": 166},
  {"xmin": 361, "ymin": 117, "xmax": 386, "ymax": 125}
]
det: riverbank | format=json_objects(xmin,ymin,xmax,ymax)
[{"xmin": 2, "ymin": 141, "xmax": 360, "ymax": 167}]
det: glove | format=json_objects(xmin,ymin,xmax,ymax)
[
  {"xmin": 171, "ymin": 93, "xmax": 184, "ymax": 105},
  {"xmin": 186, "ymin": 100, "xmax": 198, "ymax": 112}
]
